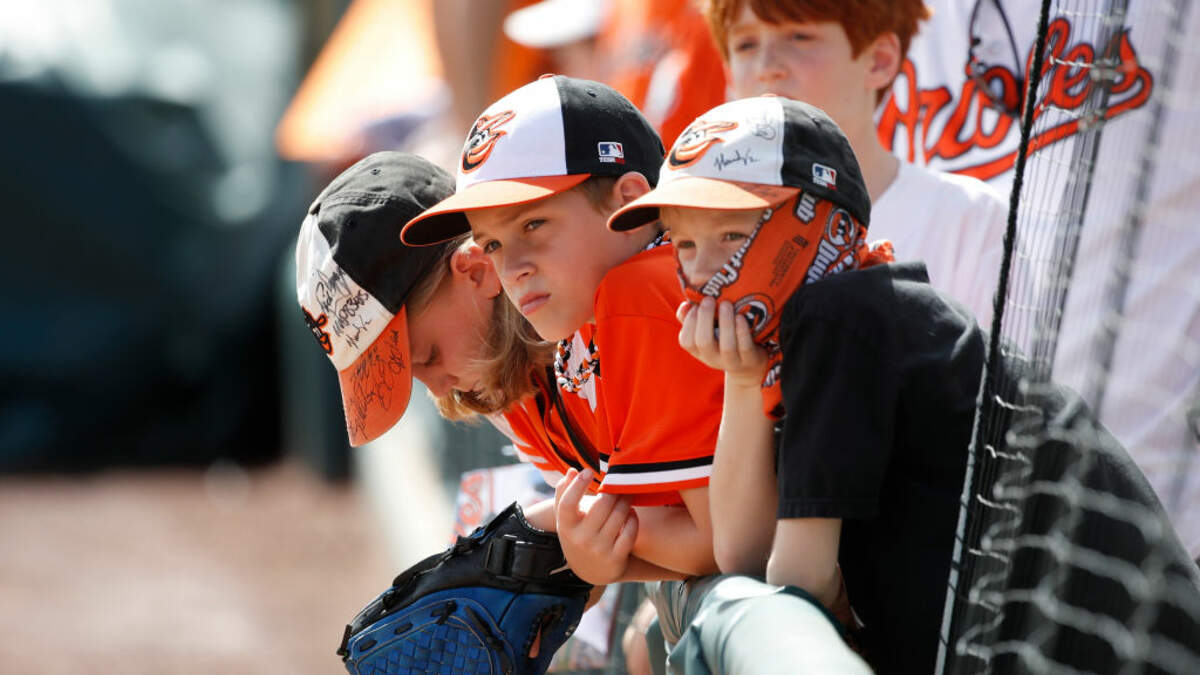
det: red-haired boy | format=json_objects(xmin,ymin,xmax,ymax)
[{"xmin": 701, "ymin": 0, "xmax": 1009, "ymax": 327}]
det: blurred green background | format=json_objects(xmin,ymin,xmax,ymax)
[{"xmin": 0, "ymin": 0, "xmax": 352, "ymax": 473}]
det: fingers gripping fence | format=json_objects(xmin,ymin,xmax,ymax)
[{"xmin": 937, "ymin": 1, "xmax": 1200, "ymax": 673}]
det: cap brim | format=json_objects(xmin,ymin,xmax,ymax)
[
  {"xmin": 608, "ymin": 177, "xmax": 799, "ymax": 231},
  {"xmin": 402, "ymin": 174, "xmax": 591, "ymax": 246},
  {"xmin": 336, "ymin": 307, "xmax": 413, "ymax": 446}
]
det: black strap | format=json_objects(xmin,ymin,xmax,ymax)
[
  {"xmin": 484, "ymin": 533, "xmax": 569, "ymax": 581},
  {"xmin": 543, "ymin": 366, "xmax": 601, "ymax": 474},
  {"xmin": 533, "ymin": 382, "xmax": 582, "ymax": 473}
]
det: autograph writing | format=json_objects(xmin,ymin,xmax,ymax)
[{"xmin": 713, "ymin": 149, "xmax": 758, "ymax": 171}]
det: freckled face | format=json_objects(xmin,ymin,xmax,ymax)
[
  {"xmin": 407, "ymin": 274, "xmax": 493, "ymax": 398},
  {"xmin": 725, "ymin": 8, "xmax": 875, "ymax": 128},
  {"xmin": 660, "ymin": 207, "xmax": 763, "ymax": 288},
  {"xmin": 468, "ymin": 189, "xmax": 638, "ymax": 341}
]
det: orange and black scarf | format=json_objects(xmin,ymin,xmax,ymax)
[{"xmin": 680, "ymin": 192, "xmax": 894, "ymax": 419}]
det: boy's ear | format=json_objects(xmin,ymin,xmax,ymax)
[
  {"xmin": 451, "ymin": 244, "xmax": 503, "ymax": 299},
  {"xmin": 864, "ymin": 31, "xmax": 902, "ymax": 92},
  {"xmin": 612, "ymin": 172, "xmax": 653, "ymax": 208}
]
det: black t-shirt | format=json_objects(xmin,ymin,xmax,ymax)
[
  {"xmin": 777, "ymin": 262, "xmax": 1200, "ymax": 673},
  {"xmin": 777, "ymin": 262, "xmax": 985, "ymax": 674}
]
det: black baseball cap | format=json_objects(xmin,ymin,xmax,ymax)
[
  {"xmin": 608, "ymin": 96, "xmax": 870, "ymax": 231},
  {"xmin": 401, "ymin": 74, "xmax": 664, "ymax": 246},
  {"xmin": 296, "ymin": 151, "xmax": 457, "ymax": 446}
]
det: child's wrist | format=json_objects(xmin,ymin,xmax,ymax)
[{"xmin": 725, "ymin": 370, "xmax": 763, "ymax": 390}]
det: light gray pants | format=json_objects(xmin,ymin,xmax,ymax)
[{"xmin": 644, "ymin": 575, "xmax": 871, "ymax": 675}]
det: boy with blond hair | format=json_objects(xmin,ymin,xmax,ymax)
[
  {"xmin": 611, "ymin": 94, "xmax": 1200, "ymax": 673},
  {"xmin": 609, "ymin": 95, "xmax": 979, "ymax": 672}
]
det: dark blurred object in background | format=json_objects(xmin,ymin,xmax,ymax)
[{"xmin": 0, "ymin": 0, "xmax": 340, "ymax": 474}]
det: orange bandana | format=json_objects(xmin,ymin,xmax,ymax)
[{"xmin": 681, "ymin": 192, "xmax": 894, "ymax": 419}]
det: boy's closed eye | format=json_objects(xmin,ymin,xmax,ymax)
[
  {"xmin": 729, "ymin": 24, "xmax": 813, "ymax": 54},
  {"xmin": 418, "ymin": 345, "xmax": 440, "ymax": 367},
  {"xmin": 788, "ymin": 28, "xmax": 815, "ymax": 43},
  {"xmin": 732, "ymin": 37, "xmax": 759, "ymax": 54}
]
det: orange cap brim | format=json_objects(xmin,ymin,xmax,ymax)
[
  {"xmin": 337, "ymin": 306, "xmax": 413, "ymax": 446},
  {"xmin": 608, "ymin": 177, "xmax": 799, "ymax": 231},
  {"xmin": 402, "ymin": 174, "xmax": 591, "ymax": 246}
]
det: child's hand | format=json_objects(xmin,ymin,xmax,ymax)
[
  {"xmin": 677, "ymin": 296, "xmax": 767, "ymax": 389},
  {"xmin": 553, "ymin": 468, "xmax": 638, "ymax": 585}
]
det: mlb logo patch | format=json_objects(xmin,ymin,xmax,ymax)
[
  {"xmin": 598, "ymin": 141, "xmax": 625, "ymax": 164},
  {"xmin": 812, "ymin": 163, "xmax": 837, "ymax": 189}
]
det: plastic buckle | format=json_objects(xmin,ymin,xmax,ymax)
[
  {"xmin": 486, "ymin": 535, "xmax": 559, "ymax": 580},
  {"xmin": 485, "ymin": 535, "xmax": 516, "ymax": 577}
]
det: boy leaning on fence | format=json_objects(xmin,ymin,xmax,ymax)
[
  {"xmin": 609, "ymin": 95, "xmax": 985, "ymax": 673},
  {"xmin": 610, "ymin": 94, "xmax": 1200, "ymax": 673}
]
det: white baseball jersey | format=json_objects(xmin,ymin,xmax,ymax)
[{"xmin": 882, "ymin": 0, "xmax": 1200, "ymax": 557}]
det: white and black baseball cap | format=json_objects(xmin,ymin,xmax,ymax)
[
  {"xmin": 607, "ymin": 96, "xmax": 870, "ymax": 231},
  {"xmin": 296, "ymin": 151, "xmax": 458, "ymax": 446},
  {"xmin": 401, "ymin": 74, "xmax": 664, "ymax": 246}
]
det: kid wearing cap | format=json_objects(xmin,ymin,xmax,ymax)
[
  {"xmin": 403, "ymin": 75, "xmax": 724, "ymax": 585},
  {"xmin": 296, "ymin": 151, "xmax": 472, "ymax": 447},
  {"xmin": 612, "ymin": 96, "xmax": 1200, "ymax": 674},
  {"xmin": 700, "ymin": 0, "xmax": 1009, "ymax": 327},
  {"xmin": 295, "ymin": 151, "xmax": 603, "ymax": 537},
  {"xmin": 608, "ymin": 95, "xmax": 982, "ymax": 673}
]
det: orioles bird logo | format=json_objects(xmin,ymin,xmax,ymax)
[
  {"xmin": 461, "ymin": 110, "xmax": 516, "ymax": 173},
  {"xmin": 668, "ymin": 120, "xmax": 738, "ymax": 169},
  {"xmin": 825, "ymin": 207, "xmax": 857, "ymax": 247},
  {"xmin": 302, "ymin": 307, "xmax": 333, "ymax": 355},
  {"xmin": 734, "ymin": 294, "xmax": 774, "ymax": 337}
]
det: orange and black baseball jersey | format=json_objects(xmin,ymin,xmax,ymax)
[
  {"xmin": 492, "ymin": 368, "xmax": 602, "ymax": 490},
  {"xmin": 587, "ymin": 243, "xmax": 724, "ymax": 506}
]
